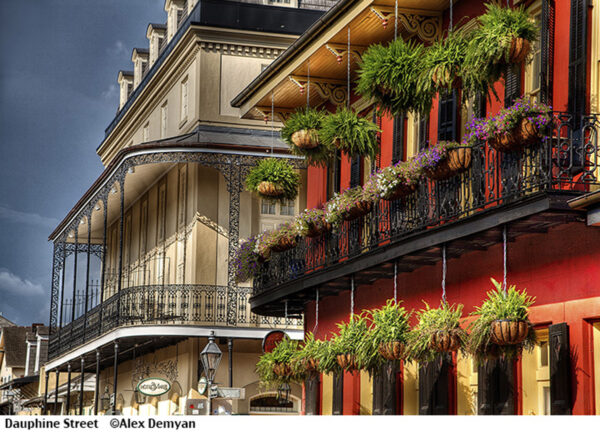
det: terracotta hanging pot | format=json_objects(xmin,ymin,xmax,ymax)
[
  {"xmin": 423, "ymin": 147, "xmax": 472, "ymax": 181},
  {"xmin": 378, "ymin": 341, "xmax": 405, "ymax": 361},
  {"xmin": 273, "ymin": 362, "xmax": 293, "ymax": 377},
  {"xmin": 291, "ymin": 129, "xmax": 320, "ymax": 149},
  {"xmin": 490, "ymin": 319, "xmax": 529, "ymax": 345},
  {"xmin": 382, "ymin": 183, "xmax": 417, "ymax": 201},
  {"xmin": 302, "ymin": 357, "xmax": 320, "ymax": 372},
  {"xmin": 336, "ymin": 353, "xmax": 358, "ymax": 371},
  {"xmin": 342, "ymin": 201, "xmax": 373, "ymax": 221},
  {"xmin": 488, "ymin": 118, "xmax": 539, "ymax": 153},
  {"xmin": 430, "ymin": 329, "xmax": 462, "ymax": 352},
  {"xmin": 257, "ymin": 181, "xmax": 284, "ymax": 197},
  {"xmin": 270, "ymin": 236, "xmax": 298, "ymax": 253},
  {"xmin": 507, "ymin": 37, "xmax": 531, "ymax": 64}
]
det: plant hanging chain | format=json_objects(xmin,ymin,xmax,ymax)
[
  {"xmin": 503, "ymin": 225, "xmax": 508, "ymax": 294},
  {"xmin": 306, "ymin": 59, "xmax": 310, "ymax": 108},
  {"xmin": 271, "ymin": 91, "xmax": 275, "ymax": 154},
  {"xmin": 312, "ymin": 288, "xmax": 319, "ymax": 333},
  {"xmin": 449, "ymin": 0, "xmax": 453, "ymax": 32},
  {"xmin": 347, "ymin": 26, "xmax": 350, "ymax": 110},
  {"xmin": 394, "ymin": 0, "xmax": 398, "ymax": 41},
  {"xmin": 393, "ymin": 261, "xmax": 398, "ymax": 302},
  {"xmin": 442, "ymin": 244, "xmax": 447, "ymax": 303},
  {"xmin": 350, "ymin": 275, "xmax": 355, "ymax": 319}
]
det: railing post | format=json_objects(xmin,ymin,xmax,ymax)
[
  {"xmin": 53, "ymin": 369, "xmax": 59, "ymax": 415},
  {"xmin": 99, "ymin": 198, "xmax": 107, "ymax": 336},
  {"xmin": 116, "ymin": 179, "xmax": 125, "ymax": 327},
  {"xmin": 71, "ymin": 230, "xmax": 78, "ymax": 342},
  {"xmin": 112, "ymin": 341, "xmax": 119, "ymax": 413},
  {"xmin": 66, "ymin": 363, "xmax": 71, "ymax": 414},
  {"xmin": 83, "ymin": 214, "xmax": 91, "ymax": 342},
  {"xmin": 58, "ymin": 241, "xmax": 66, "ymax": 353},
  {"xmin": 43, "ymin": 369, "xmax": 49, "ymax": 415},
  {"xmin": 94, "ymin": 350, "xmax": 100, "ymax": 415},
  {"xmin": 79, "ymin": 357, "xmax": 85, "ymax": 415}
]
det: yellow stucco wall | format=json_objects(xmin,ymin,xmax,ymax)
[
  {"xmin": 403, "ymin": 361, "xmax": 419, "ymax": 415},
  {"xmin": 359, "ymin": 370, "xmax": 372, "ymax": 415},
  {"xmin": 321, "ymin": 373, "xmax": 333, "ymax": 415}
]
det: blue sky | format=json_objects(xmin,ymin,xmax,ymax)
[{"xmin": 0, "ymin": 0, "xmax": 165, "ymax": 325}]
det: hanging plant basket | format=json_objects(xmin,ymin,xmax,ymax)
[
  {"xmin": 273, "ymin": 362, "xmax": 293, "ymax": 377},
  {"xmin": 490, "ymin": 319, "xmax": 529, "ymax": 346},
  {"xmin": 430, "ymin": 329, "xmax": 462, "ymax": 353},
  {"xmin": 506, "ymin": 37, "xmax": 530, "ymax": 64},
  {"xmin": 488, "ymin": 118, "xmax": 539, "ymax": 152},
  {"xmin": 423, "ymin": 147, "xmax": 472, "ymax": 181},
  {"xmin": 301, "ymin": 357, "xmax": 320, "ymax": 372},
  {"xmin": 378, "ymin": 341, "xmax": 405, "ymax": 361},
  {"xmin": 305, "ymin": 221, "xmax": 332, "ymax": 238},
  {"xmin": 270, "ymin": 236, "xmax": 298, "ymax": 253},
  {"xmin": 291, "ymin": 129, "xmax": 320, "ymax": 149},
  {"xmin": 382, "ymin": 183, "xmax": 417, "ymax": 201},
  {"xmin": 257, "ymin": 181, "xmax": 285, "ymax": 197},
  {"xmin": 342, "ymin": 200, "xmax": 373, "ymax": 221},
  {"xmin": 336, "ymin": 353, "xmax": 358, "ymax": 371}
]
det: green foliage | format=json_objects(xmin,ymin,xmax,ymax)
[
  {"xmin": 467, "ymin": 278, "xmax": 537, "ymax": 363},
  {"xmin": 406, "ymin": 301, "xmax": 466, "ymax": 363},
  {"xmin": 320, "ymin": 108, "xmax": 380, "ymax": 160},
  {"xmin": 256, "ymin": 222, "xmax": 299, "ymax": 256},
  {"xmin": 293, "ymin": 208, "xmax": 329, "ymax": 237},
  {"xmin": 462, "ymin": 2, "xmax": 538, "ymax": 100},
  {"xmin": 255, "ymin": 337, "xmax": 301, "ymax": 388},
  {"xmin": 327, "ymin": 314, "xmax": 370, "ymax": 372},
  {"xmin": 290, "ymin": 333, "xmax": 328, "ymax": 378},
  {"xmin": 419, "ymin": 30, "xmax": 469, "ymax": 95},
  {"xmin": 324, "ymin": 185, "xmax": 377, "ymax": 228},
  {"xmin": 245, "ymin": 158, "xmax": 300, "ymax": 202},
  {"xmin": 368, "ymin": 158, "xmax": 421, "ymax": 201},
  {"xmin": 281, "ymin": 108, "xmax": 334, "ymax": 167},
  {"xmin": 357, "ymin": 38, "xmax": 433, "ymax": 115}
]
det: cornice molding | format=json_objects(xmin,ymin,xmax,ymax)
[{"xmin": 200, "ymin": 41, "xmax": 283, "ymax": 59}]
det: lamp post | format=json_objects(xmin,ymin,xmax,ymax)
[{"xmin": 200, "ymin": 331, "xmax": 222, "ymax": 415}]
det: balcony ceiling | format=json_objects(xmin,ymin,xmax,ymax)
[{"xmin": 237, "ymin": 0, "xmax": 452, "ymax": 120}]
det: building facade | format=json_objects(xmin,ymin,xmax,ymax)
[
  {"xmin": 43, "ymin": 0, "xmax": 336, "ymax": 416},
  {"xmin": 233, "ymin": 0, "xmax": 600, "ymax": 415}
]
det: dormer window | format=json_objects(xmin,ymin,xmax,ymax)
[
  {"xmin": 131, "ymin": 48, "xmax": 149, "ymax": 88},
  {"xmin": 117, "ymin": 71, "xmax": 134, "ymax": 110},
  {"xmin": 165, "ymin": 0, "xmax": 186, "ymax": 40},
  {"xmin": 147, "ymin": 23, "xmax": 167, "ymax": 66}
]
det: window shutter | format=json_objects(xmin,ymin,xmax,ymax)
[
  {"xmin": 540, "ymin": 0, "xmax": 555, "ymax": 105},
  {"xmin": 419, "ymin": 355, "xmax": 450, "ymax": 415},
  {"xmin": 382, "ymin": 360, "xmax": 397, "ymax": 415},
  {"xmin": 332, "ymin": 371, "xmax": 344, "ymax": 415},
  {"xmin": 328, "ymin": 151, "xmax": 342, "ymax": 199},
  {"xmin": 478, "ymin": 358, "xmax": 515, "ymax": 415},
  {"xmin": 438, "ymin": 90, "xmax": 458, "ymax": 141},
  {"xmin": 504, "ymin": 65, "xmax": 521, "ymax": 107},
  {"xmin": 418, "ymin": 115, "xmax": 430, "ymax": 151},
  {"xmin": 568, "ymin": 0, "xmax": 588, "ymax": 122},
  {"xmin": 372, "ymin": 366, "xmax": 383, "ymax": 415},
  {"xmin": 549, "ymin": 322, "xmax": 571, "ymax": 415},
  {"xmin": 474, "ymin": 92, "xmax": 487, "ymax": 119},
  {"xmin": 305, "ymin": 372, "xmax": 320, "ymax": 415},
  {"xmin": 350, "ymin": 156, "xmax": 361, "ymax": 188},
  {"xmin": 392, "ymin": 115, "xmax": 405, "ymax": 164},
  {"xmin": 372, "ymin": 111, "xmax": 381, "ymax": 172}
]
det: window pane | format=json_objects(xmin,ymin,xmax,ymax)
[
  {"xmin": 261, "ymin": 200, "xmax": 276, "ymax": 215},
  {"xmin": 280, "ymin": 199, "xmax": 294, "ymax": 216},
  {"xmin": 539, "ymin": 340, "xmax": 549, "ymax": 367}
]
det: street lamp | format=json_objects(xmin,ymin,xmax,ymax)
[
  {"xmin": 200, "ymin": 331, "xmax": 222, "ymax": 415},
  {"xmin": 276, "ymin": 382, "xmax": 291, "ymax": 405}
]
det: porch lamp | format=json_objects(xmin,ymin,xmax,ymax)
[
  {"xmin": 200, "ymin": 331, "xmax": 222, "ymax": 415},
  {"xmin": 277, "ymin": 382, "xmax": 291, "ymax": 405},
  {"xmin": 100, "ymin": 385, "xmax": 111, "ymax": 411}
]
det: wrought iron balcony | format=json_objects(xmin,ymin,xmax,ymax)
[
  {"xmin": 253, "ymin": 113, "xmax": 600, "ymax": 308},
  {"xmin": 48, "ymin": 283, "xmax": 301, "ymax": 360}
]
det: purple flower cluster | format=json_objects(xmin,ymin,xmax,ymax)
[
  {"xmin": 233, "ymin": 235, "xmax": 261, "ymax": 282},
  {"xmin": 295, "ymin": 208, "xmax": 328, "ymax": 235},
  {"xmin": 413, "ymin": 141, "xmax": 459, "ymax": 170}
]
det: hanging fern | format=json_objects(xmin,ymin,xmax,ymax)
[
  {"xmin": 280, "ymin": 108, "xmax": 334, "ymax": 167},
  {"xmin": 245, "ymin": 158, "xmax": 300, "ymax": 202},
  {"xmin": 320, "ymin": 108, "xmax": 380, "ymax": 159}
]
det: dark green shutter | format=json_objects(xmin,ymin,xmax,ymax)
[
  {"xmin": 504, "ymin": 65, "xmax": 521, "ymax": 108},
  {"xmin": 332, "ymin": 371, "xmax": 344, "ymax": 415},
  {"xmin": 418, "ymin": 115, "xmax": 429, "ymax": 151},
  {"xmin": 305, "ymin": 372, "xmax": 320, "ymax": 415},
  {"xmin": 477, "ymin": 358, "xmax": 515, "ymax": 415},
  {"xmin": 540, "ymin": 0, "xmax": 555, "ymax": 105},
  {"xmin": 549, "ymin": 322, "xmax": 571, "ymax": 415},
  {"xmin": 392, "ymin": 115, "xmax": 405, "ymax": 164},
  {"xmin": 568, "ymin": 0, "xmax": 588, "ymax": 121},
  {"xmin": 438, "ymin": 90, "xmax": 458, "ymax": 141},
  {"xmin": 382, "ymin": 360, "xmax": 397, "ymax": 415},
  {"xmin": 372, "ymin": 366, "xmax": 383, "ymax": 415},
  {"xmin": 419, "ymin": 355, "xmax": 450, "ymax": 415},
  {"xmin": 350, "ymin": 156, "xmax": 361, "ymax": 188}
]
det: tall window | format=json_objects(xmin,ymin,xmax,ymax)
[
  {"xmin": 392, "ymin": 115, "xmax": 405, "ymax": 164},
  {"xmin": 417, "ymin": 115, "xmax": 429, "ymax": 151},
  {"xmin": 142, "ymin": 122, "xmax": 149, "ymax": 142},
  {"xmin": 180, "ymin": 78, "xmax": 188, "ymax": 122},
  {"xmin": 161, "ymin": 102, "xmax": 168, "ymax": 138},
  {"xmin": 527, "ymin": 11, "xmax": 542, "ymax": 100},
  {"xmin": 280, "ymin": 199, "xmax": 295, "ymax": 216},
  {"xmin": 438, "ymin": 89, "xmax": 458, "ymax": 141}
]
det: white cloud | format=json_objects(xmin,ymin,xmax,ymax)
[
  {"xmin": 0, "ymin": 205, "xmax": 59, "ymax": 228},
  {"xmin": 102, "ymin": 83, "xmax": 118, "ymax": 100},
  {"xmin": 107, "ymin": 40, "xmax": 127, "ymax": 56},
  {"xmin": 0, "ymin": 269, "xmax": 45, "ymax": 297}
]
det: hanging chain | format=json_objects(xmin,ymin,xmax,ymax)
[
  {"xmin": 449, "ymin": 0, "xmax": 453, "ymax": 32},
  {"xmin": 270, "ymin": 91, "xmax": 275, "ymax": 154},
  {"xmin": 350, "ymin": 275, "xmax": 355, "ymax": 319},
  {"xmin": 394, "ymin": 0, "xmax": 398, "ymax": 40},
  {"xmin": 306, "ymin": 60, "xmax": 310, "ymax": 108},
  {"xmin": 347, "ymin": 26, "xmax": 351, "ymax": 110},
  {"xmin": 284, "ymin": 299, "xmax": 289, "ymax": 327},
  {"xmin": 442, "ymin": 244, "xmax": 447, "ymax": 304},
  {"xmin": 503, "ymin": 225, "xmax": 508, "ymax": 294},
  {"xmin": 393, "ymin": 261, "xmax": 398, "ymax": 302},
  {"xmin": 312, "ymin": 288, "xmax": 319, "ymax": 334}
]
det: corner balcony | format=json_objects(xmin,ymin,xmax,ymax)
[{"xmin": 251, "ymin": 113, "xmax": 600, "ymax": 316}]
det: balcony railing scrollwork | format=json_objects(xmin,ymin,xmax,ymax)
[{"xmin": 254, "ymin": 113, "xmax": 600, "ymax": 296}]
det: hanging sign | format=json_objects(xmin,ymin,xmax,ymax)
[
  {"xmin": 262, "ymin": 330, "xmax": 287, "ymax": 353},
  {"xmin": 137, "ymin": 377, "xmax": 171, "ymax": 397}
]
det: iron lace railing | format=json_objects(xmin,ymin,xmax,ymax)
[
  {"xmin": 254, "ymin": 113, "xmax": 600, "ymax": 296},
  {"xmin": 48, "ymin": 284, "xmax": 301, "ymax": 359}
]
